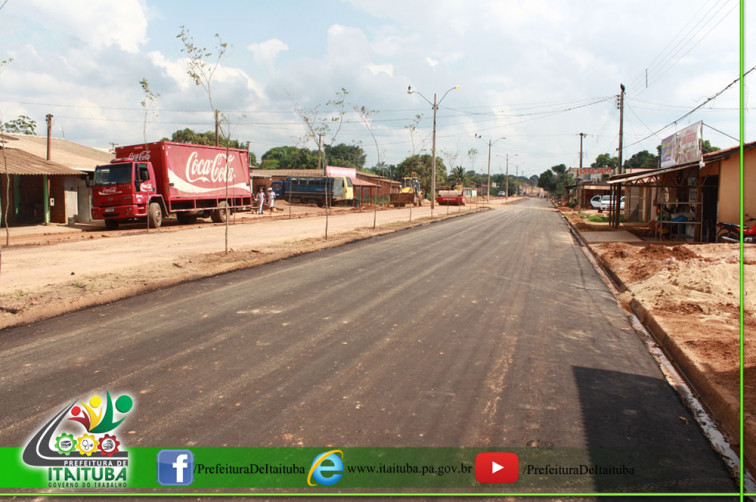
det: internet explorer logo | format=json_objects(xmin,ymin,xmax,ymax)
[{"xmin": 307, "ymin": 449, "xmax": 344, "ymax": 486}]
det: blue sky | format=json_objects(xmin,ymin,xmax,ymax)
[{"xmin": 0, "ymin": 0, "xmax": 751, "ymax": 178}]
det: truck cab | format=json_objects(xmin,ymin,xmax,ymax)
[{"xmin": 91, "ymin": 159, "xmax": 159, "ymax": 229}]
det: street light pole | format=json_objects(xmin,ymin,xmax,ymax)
[
  {"xmin": 501, "ymin": 153, "xmax": 518, "ymax": 201},
  {"xmin": 477, "ymin": 135, "xmax": 506, "ymax": 201},
  {"xmin": 408, "ymin": 85, "xmax": 459, "ymax": 215}
]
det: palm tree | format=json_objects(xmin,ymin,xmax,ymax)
[{"xmin": 449, "ymin": 166, "xmax": 468, "ymax": 188}]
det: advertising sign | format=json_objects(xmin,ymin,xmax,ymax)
[{"xmin": 660, "ymin": 121, "xmax": 702, "ymax": 168}]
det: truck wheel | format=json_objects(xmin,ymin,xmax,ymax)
[
  {"xmin": 176, "ymin": 212, "xmax": 197, "ymax": 225},
  {"xmin": 104, "ymin": 219, "xmax": 119, "ymax": 230},
  {"xmin": 211, "ymin": 201, "xmax": 229, "ymax": 223},
  {"xmin": 148, "ymin": 202, "xmax": 162, "ymax": 228}
]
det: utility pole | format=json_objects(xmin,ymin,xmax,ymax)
[
  {"xmin": 408, "ymin": 85, "xmax": 459, "ymax": 216},
  {"xmin": 505, "ymin": 154, "xmax": 509, "ymax": 201},
  {"xmin": 486, "ymin": 139, "xmax": 491, "ymax": 202},
  {"xmin": 431, "ymin": 92, "xmax": 438, "ymax": 212},
  {"xmin": 617, "ymin": 84, "xmax": 625, "ymax": 175},
  {"xmin": 44, "ymin": 114, "xmax": 52, "ymax": 225},
  {"xmin": 46, "ymin": 114, "xmax": 53, "ymax": 161},
  {"xmin": 612, "ymin": 84, "xmax": 626, "ymax": 228},
  {"xmin": 317, "ymin": 134, "xmax": 324, "ymax": 174},
  {"xmin": 578, "ymin": 132, "xmax": 586, "ymax": 171},
  {"xmin": 479, "ymin": 135, "xmax": 505, "ymax": 202}
]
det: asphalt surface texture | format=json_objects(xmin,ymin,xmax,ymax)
[{"xmin": 0, "ymin": 197, "xmax": 736, "ymax": 495}]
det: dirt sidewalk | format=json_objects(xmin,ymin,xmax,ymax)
[{"xmin": 0, "ymin": 199, "xmax": 503, "ymax": 328}]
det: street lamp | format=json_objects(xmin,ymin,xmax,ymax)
[
  {"xmin": 476, "ymin": 134, "xmax": 505, "ymax": 202},
  {"xmin": 408, "ymin": 84, "xmax": 460, "ymax": 214},
  {"xmin": 497, "ymin": 153, "xmax": 518, "ymax": 200}
]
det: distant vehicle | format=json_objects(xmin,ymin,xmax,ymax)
[
  {"xmin": 589, "ymin": 195, "xmax": 604, "ymax": 209},
  {"xmin": 390, "ymin": 174, "xmax": 423, "ymax": 207},
  {"xmin": 599, "ymin": 196, "xmax": 625, "ymax": 212},
  {"xmin": 436, "ymin": 189, "xmax": 465, "ymax": 206},
  {"xmin": 270, "ymin": 176, "xmax": 354, "ymax": 207}
]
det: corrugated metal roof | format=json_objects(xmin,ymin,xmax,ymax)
[
  {"xmin": 0, "ymin": 147, "xmax": 84, "ymax": 175},
  {"xmin": 351, "ymin": 177, "xmax": 378, "ymax": 187},
  {"xmin": 0, "ymin": 133, "xmax": 113, "ymax": 172}
]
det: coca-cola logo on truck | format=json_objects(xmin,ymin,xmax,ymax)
[
  {"xmin": 127, "ymin": 151, "xmax": 152, "ymax": 162},
  {"xmin": 186, "ymin": 152, "xmax": 237, "ymax": 184}
]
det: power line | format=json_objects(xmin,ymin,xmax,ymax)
[
  {"xmin": 626, "ymin": 0, "xmax": 737, "ymax": 95},
  {"xmin": 624, "ymin": 66, "xmax": 755, "ymax": 149},
  {"xmin": 644, "ymin": 1, "xmax": 738, "ymax": 91}
]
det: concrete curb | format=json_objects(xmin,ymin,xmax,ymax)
[{"xmin": 561, "ymin": 212, "xmax": 751, "ymax": 471}]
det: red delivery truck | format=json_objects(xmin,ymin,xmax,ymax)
[{"xmin": 91, "ymin": 141, "xmax": 252, "ymax": 229}]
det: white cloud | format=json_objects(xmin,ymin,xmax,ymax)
[
  {"xmin": 247, "ymin": 39, "xmax": 290, "ymax": 68},
  {"xmin": 326, "ymin": 24, "xmax": 371, "ymax": 63},
  {"xmin": 368, "ymin": 64, "xmax": 393, "ymax": 77},
  {"xmin": 26, "ymin": 0, "xmax": 148, "ymax": 53},
  {"xmin": 148, "ymin": 51, "xmax": 193, "ymax": 91},
  {"xmin": 425, "ymin": 57, "xmax": 439, "ymax": 68}
]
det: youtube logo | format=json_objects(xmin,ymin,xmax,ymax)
[{"xmin": 474, "ymin": 452, "xmax": 519, "ymax": 484}]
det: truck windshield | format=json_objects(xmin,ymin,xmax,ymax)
[{"xmin": 93, "ymin": 163, "xmax": 133, "ymax": 186}]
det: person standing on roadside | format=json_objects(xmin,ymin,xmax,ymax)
[
  {"xmin": 267, "ymin": 186, "xmax": 276, "ymax": 214},
  {"xmin": 256, "ymin": 186, "xmax": 265, "ymax": 214}
]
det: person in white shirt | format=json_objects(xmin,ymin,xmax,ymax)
[
  {"xmin": 256, "ymin": 187, "xmax": 265, "ymax": 214},
  {"xmin": 267, "ymin": 187, "xmax": 276, "ymax": 213}
]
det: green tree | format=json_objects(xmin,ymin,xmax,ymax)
[
  {"xmin": 261, "ymin": 146, "xmax": 318, "ymax": 170},
  {"xmin": 324, "ymin": 143, "xmax": 366, "ymax": 169},
  {"xmin": 396, "ymin": 154, "xmax": 447, "ymax": 198},
  {"xmin": 3, "ymin": 115, "xmax": 36, "ymax": 135},
  {"xmin": 623, "ymin": 150, "xmax": 658, "ymax": 170},
  {"xmin": 537, "ymin": 170, "xmax": 556, "ymax": 192},
  {"xmin": 537, "ymin": 164, "xmax": 574, "ymax": 196},
  {"xmin": 163, "ymin": 128, "xmax": 244, "ymax": 149},
  {"xmin": 701, "ymin": 140, "xmax": 719, "ymax": 154},
  {"xmin": 591, "ymin": 153, "xmax": 619, "ymax": 168},
  {"xmin": 448, "ymin": 166, "xmax": 469, "ymax": 187}
]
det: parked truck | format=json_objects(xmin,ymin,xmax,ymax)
[
  {"xmin": 91, "ymin": 141, "xmax": 252, "ymax": 229},
  {"xmin": 270, "ymin": 176, "xmax": 354, "ymax": 207}
]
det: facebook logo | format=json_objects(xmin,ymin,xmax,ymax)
[{"xmin": 157, "ymin": 449, "xmax": 194, "ymax": 486}]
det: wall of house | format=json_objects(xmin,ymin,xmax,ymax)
[{"xmin": 718, "ymin": 148, "xmax": 755, "ymax": 223}]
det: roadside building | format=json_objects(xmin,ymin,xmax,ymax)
[
  {"xmin": 0, "ymin": 133, "xmax": 113, "ymax": 225},
  {"xmin": 607, "ymin": 140, "xmax": 756, "ymax": 242}
]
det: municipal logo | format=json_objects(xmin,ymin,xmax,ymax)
[
  {"xmin": 23, "ymin": 391, "xmax": 134, "ymax": 489},
  {"xmin": 157, "ymin": 450, "xmax": 194, "ymax": 486},
  {"xmin": 307, "ymin": 450, "xmax": 344, "ymax": 487}
]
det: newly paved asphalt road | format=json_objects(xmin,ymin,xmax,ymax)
[{"xmin": 0, "ymin": 198, "xmax": 736, "ymax": 493}]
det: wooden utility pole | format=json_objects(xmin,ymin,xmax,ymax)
[
  {"xmin": 578, "ymin": 132, "xmax": 586, "ymax": 170},
  {"xmin": 318, "ymin": 134, "xmax": 324, "ymax": 174},
  {"xmin": 612, "ymin": 84, "xmax": 626, "ymax": 228},
  {"xmin": 44, "ymin": 114, "xmax": 52, "ymax": 225},
  {"xmin": 617, "ymin": 84, "xmax": 625, "ymax": 175},
  {"xmin": 46, "ymin": 114, "xmax": 53, "ymax": 160}
]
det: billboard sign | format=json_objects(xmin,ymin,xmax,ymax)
[{"xmin": 660, "ymin": 121, "xmax": 702, "ymax": 168}]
